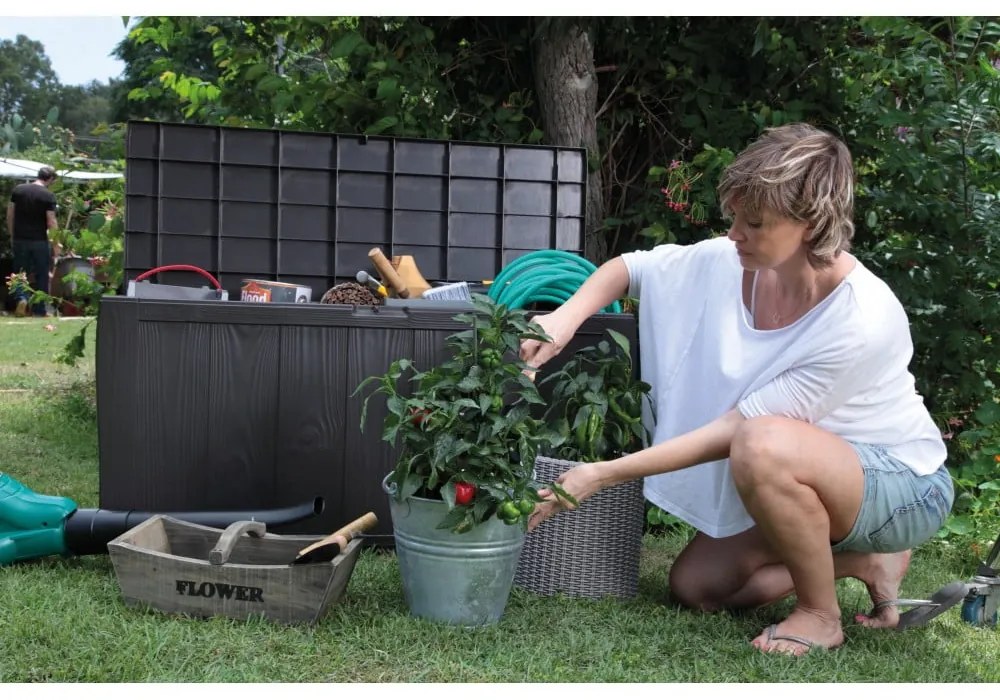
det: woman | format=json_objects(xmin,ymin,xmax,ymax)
[{"xmin": 520, "ymin": 123, "xmax": 954, "ymax": 655}]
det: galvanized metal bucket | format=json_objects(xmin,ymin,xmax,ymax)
[{"xmin": 383, "ymin": 474, "xmax": 524, "ymax": 626}]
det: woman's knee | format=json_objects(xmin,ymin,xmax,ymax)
[
  {"xmin": 730, "ymin": 416, "xmax": 793, "ymax": 488},
  {"xmin": 668, "ymin": 560, "xmax": 724, "ymax": 611}
]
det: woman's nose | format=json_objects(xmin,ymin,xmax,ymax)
[{"xmin": 727, "ymin": 224, "xmax": 745, "ymax": 242}]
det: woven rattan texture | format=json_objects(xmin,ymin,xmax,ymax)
[{"xmin": 514, "ymin": 456, "xmax": 645, "ymax": 599}]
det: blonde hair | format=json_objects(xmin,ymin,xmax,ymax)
[{"xmin": 718, "ymin": 123, "xmax": 855, "ymax": 267}]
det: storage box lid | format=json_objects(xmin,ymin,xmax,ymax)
[{"xmin": 124, "ymin": 121, "xmax": 588, "ymax": 300}]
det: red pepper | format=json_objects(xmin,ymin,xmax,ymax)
[
  {"xmin": 409, "ymin": 407, "xmax": 432, "ymax": 426},
  {"xmin": 455, "ymin": 481, "xmax": 476, "ymax": 505}
]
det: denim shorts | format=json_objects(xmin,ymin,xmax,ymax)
[{"xmin": 831, "ymin": 443, "xmax": 955, "ymax": 554}]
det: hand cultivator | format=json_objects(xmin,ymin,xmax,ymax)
[{"xmin": 898, "ymin": 535, "xmax": 1000, "ymax": 630}]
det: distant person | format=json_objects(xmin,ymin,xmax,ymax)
[{"xmin": 6, "ymin": 166, "xmax": 59, "ymax": 317}]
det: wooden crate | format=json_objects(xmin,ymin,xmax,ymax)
[{"xmin": 107, "ymin": 515, "xmax": 362, "ymax": 624}]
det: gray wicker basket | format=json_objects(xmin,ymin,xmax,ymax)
[{"xmin": 514, "ymin": 456, "xmax": 645, "ymax": 599}]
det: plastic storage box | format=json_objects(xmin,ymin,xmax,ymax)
[
  {"xmin": 98, "ymin": 121, "xmax": 635, "ymax": 541},
  {"xmin": 96, "ymin": 298, "xmax": 636, "ymax": 539}
]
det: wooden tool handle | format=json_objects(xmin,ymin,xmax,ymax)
[
  {"xmin": 368, "ymin": 248, "xmax": 410, "ymax": 298},
  {"xmin": 329, "ymin": 512, "xmax": 378, "ymax": 542},
  {"xmin": 209, "ymin": 520, "xmax": 266, "ymax": 565},
  {"xmin": 292, "ymin": 512, "xmax": 379, "ymax": 563}
]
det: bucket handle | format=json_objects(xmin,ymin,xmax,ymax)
[
  {"xmin": 134, "ymin": 264, "xmax": 223, "ymax": 291},
  {"xmin": 209, "ymin": 520, "xmax": 267, "ymax": 565}
]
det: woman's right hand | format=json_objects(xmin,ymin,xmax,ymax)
[
  {"xmin": 527, "ymin": 461, "xmax": 606, "ymax": 532},
  {"xmin": 519, "ymin": 311, "xmax": 576, "ymax": 375}
]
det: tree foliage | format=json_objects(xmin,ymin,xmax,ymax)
[{"xmin": 0, "ymin": 34, "xmax": 61, "ymax": 123}]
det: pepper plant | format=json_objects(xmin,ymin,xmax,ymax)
[
  {"xmin": 539, "ymin": 329, "xmax": 653, "ymax": 462},
  {"xmin": 356, "ymin": 294, "xmax": 573, "ymax": 533}
]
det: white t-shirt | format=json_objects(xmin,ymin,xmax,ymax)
[{"xmin": 621, "ymin": 236, "xmax": 947, "ymax": 538}]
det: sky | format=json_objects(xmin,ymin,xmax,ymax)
[{"xmin": 0, "ymin": 16, "xmax": 130, "ymax": 86}]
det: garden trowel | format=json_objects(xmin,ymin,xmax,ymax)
[{"xmin": 290, "ymin": 512, "xmax": 378, "ymax": 565}]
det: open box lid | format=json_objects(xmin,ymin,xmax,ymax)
[{"xmin": 124, "ymin": 121, "xmax": 588, "ymax": 301}]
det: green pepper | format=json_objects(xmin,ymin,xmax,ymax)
[
  {"xmin": 575, "ymin": 410, "xmax": 590, "ymax": 447},
  {"xmin": 499, "ymin": 500, "xmax": 521, "ymax": 520},
  {"xmin": 480, "ymin": 349, "xmax": 501, "ymax": 369},
  {"xmin": 609, "ymin": 395, "xmax": 640, "ymax": 425}
]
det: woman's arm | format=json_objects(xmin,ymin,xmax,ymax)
[
  {"xmin": 529, "ymin": 408, "xmax": 745, "ymax": 530},
  {"xmin": 520, "ymin": 256, "xmax": 630, "ymax": 371}
]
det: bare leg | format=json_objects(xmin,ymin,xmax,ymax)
[
  {"xmin": 670, "ymin": 527, "xmax": 914, "ymax": 630},
  {"xmin": 730, "ymin": 416, "xmax": 867, "ymax": 655},
  {"xmin": 719, "ymin": 551, "xmax": 913, "ymax": 630},
  {"xmin": 847, "ymin": 550, "xmax": 913, "ymax": 629}
]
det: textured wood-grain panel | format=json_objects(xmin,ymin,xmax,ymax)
[
  {"xmin": 97, "ymin": 300, "xmax": 139, "ymax": 507},
  {"xmin": 134, "ymin": 318, "xmax": 214, "ymax": 510},
  {"xmin": 342, "ymin": 327, "xmax": 415, "ymax": 539},
  {"xmin": 273, "ymin": 325, "xmax": 350, "ymax": 533},
  {"xmin": 203, "ymin": 322, "xmax": 281, "ymax": 508}
]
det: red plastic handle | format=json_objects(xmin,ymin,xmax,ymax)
[{"xmin": 134, "ymin": 264, "xmax": 223, "ymax": 291}]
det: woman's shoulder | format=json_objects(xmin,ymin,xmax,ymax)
[
  {"xmin": 837, "ymin": 259, "xmax": 912, "ymax": 347},
  {"xmin": 844, "ymin": 260, "xmax": 906, "ymax": 315},
  {"xmin": 625, "ymin": 235, "xmax": 735, "ymax": 268}
]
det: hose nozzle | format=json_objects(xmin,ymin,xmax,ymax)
[{"xmin": 356, "ymin": 270, "xmax": 388, "ymax": 298}]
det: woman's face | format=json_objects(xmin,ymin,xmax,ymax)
[{"xmin": 726, "ymin": 202, "xmax": 812, "ymax": 271}]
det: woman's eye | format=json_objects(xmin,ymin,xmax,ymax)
[{"xmin": 748, "ymin": 221, "xmax": 763, "ymax": 229}]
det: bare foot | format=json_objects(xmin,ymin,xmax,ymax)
[
  {"xmin": 852, "ymin": 550, "xmax": 912, "ymax": 629},
  {"xmin": 751, "ymin": 606, "xmax": 845, "ymax": 656}
]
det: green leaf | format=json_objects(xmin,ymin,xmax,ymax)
[
  {"xmin": 434, "ymin": 504, "xmax": 470, "ymax": 531},
  {"xmin": 376, "ymin": 78, "xmax": 399, "ymax": 101},
  {"xmin": 256, "ymin": 75, "xmax": 285, "ymax": 93},
  {"xmin": 945, "ymin": 515, "xmax": 972, "ymax": 535},
  {"xmin": 974, "ymin": 400, "xmax": 1000, "ymax": 426},
  {"xmin": 365, "ymin": 116, "xmax": 398, "ymax": 135},
  {"xmin": 605, "ymin": 328, "xmax": 631, "ymax": 358},
  {"xmin": 331, "ymin": 31, "xmax": 365, "ymax": 59},
  {"xmin": 87, "ymin": 212, "xmax": 106, "ymax": 232},
  {"xmin": 399, "ymin": 471, "xmax": 422, "ymax": 501},
  {"xmin": 243, "ymin": 62, "xmax": 270, "ymax": 81}
]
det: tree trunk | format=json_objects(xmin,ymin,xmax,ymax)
[{"xmin": 531, "ymin": 20, "xmax": 606, "ymax": 264}]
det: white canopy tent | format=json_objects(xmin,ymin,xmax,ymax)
[{"xmin": 0, "ymin": 156, "xmax": 122, "ymax": 182}]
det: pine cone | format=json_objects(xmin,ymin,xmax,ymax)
[{"xmin": 320, "ymin": 282, "xmax": 383, "ymax": 306}]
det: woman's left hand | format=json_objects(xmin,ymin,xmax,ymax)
[{"xmin": 527, "ymin": 461, "xmax": 607, "ymax": 531}]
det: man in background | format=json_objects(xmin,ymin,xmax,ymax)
[{"xmin": 7, "ymin": 166, "xmax": 59, "ymax": 317}]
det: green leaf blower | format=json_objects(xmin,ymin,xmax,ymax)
[{"xmin": 0, "ymin": 472, "xmax": 323, "ymax": 566}]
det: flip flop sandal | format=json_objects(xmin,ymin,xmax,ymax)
[
  {"xmin": 867, "ymin": 580, "xmax": 970, "ymax": 631},
  {"xmin": 759, "ymin": 624, "xmax": 817, "ymax": 656}
]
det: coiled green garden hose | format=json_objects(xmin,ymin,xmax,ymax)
[{"xmin": 487, "ymin": 250, "xmax": 622, "ymax": 313}]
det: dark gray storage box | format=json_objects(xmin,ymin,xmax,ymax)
[{"xmin": 97, "ymin": 296, "xmax": 636, "ymax": 540}]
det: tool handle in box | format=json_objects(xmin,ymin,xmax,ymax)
[
  {"xmin": 368, "ymin": 248, "xmax": 410, "ymax": 299},
  {"xmin": 294, "ymin": 512, "xmax": 378, "ymax": 562},
  {"xmin": 210, "ymin": 520, "xmax": 266, "ymax": 565}
]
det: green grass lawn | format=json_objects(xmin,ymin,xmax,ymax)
[{"xmin": 0, "ymin": 316, "xmax": 996, "ymax": 682}]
